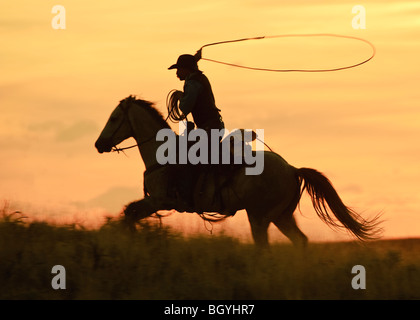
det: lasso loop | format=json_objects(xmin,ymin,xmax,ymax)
[{"xmin": 196, "ymin": 33, "xmax": 376, "ymax": 72}]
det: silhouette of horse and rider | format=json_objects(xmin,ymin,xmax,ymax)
[{"xmin": 95, "ymin": 52, "xmax": 381, "ymax": 247}]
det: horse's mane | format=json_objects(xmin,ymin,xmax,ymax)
[{"xmin": 122, "ymin": 95, "xmax": 171, "ymax": 129}]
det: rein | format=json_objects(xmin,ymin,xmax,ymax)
[{"xmin": 111, "ymin": 138, "xmax": 152, "ymax": 154}]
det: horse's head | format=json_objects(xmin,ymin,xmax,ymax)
[{"xmin": 95, "ymin": 97, "xmax": 134, "ymax": 153}]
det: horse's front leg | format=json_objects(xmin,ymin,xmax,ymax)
[{"xmin": 123, "ymin": 196, "xmax": 159, "ymax": 231}]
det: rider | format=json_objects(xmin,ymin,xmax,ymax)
[
  {"xmin": 168, "ymin": 52, "xmax": 224, "ymax": 211},
  {"xmin": 168, "ymin": 52, "xmax": 224, "ymax": 133}
]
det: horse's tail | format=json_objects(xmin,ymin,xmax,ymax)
[{"xmin": 296, "ymin": 167, "xmax": 382, "ymax": 241}]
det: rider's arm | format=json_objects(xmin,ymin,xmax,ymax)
[{"xmin": 179, "ymin": 79, "xmax": 202, "ymax": 117}]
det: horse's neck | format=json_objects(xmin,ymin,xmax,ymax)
[{"xmin": 128, "ymin": 106, "xmax": 170, "ymax": 169}]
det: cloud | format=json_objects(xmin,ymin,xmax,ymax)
[
  {"xmin": 27, "ymin": 120, "xmax": 62, "ymax": 132},
  {"xmin": 55, "ymin": 120, "xmax": 99, "ymax": 142},
  {"xmin": 24, "ymin": 118, "xmax": 99, "ymax": 144}
]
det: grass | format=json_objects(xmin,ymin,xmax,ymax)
[{"xmin": 0, "ymin": 208, "xmax": 419, "ymax": 300}]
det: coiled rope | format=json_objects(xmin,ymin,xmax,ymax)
[
  {"xmin": 197, "ymin": 33, "xmax": 376, "ymax": 72},
  {"xmin": 166, "ymin": 89, "xmax": 186, "ymax": 123}
]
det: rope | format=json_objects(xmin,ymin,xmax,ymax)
[
  {"xmin": 166, "ymin": 89, "xmax": 186, "ymax": 122},
  {"xmin": 197, "ymin": 33, "xmax": 376, "ymax": 72},
  {"xmin": 256, "ymin": 136, "xmax": 274, "ymax": 153}
]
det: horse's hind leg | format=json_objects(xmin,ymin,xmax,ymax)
[{"xmin": 272, "ymin": 214, "xmax": 308, "ymax": 248}]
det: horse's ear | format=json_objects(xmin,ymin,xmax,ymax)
[
  {"xmin": 119, "ymin": 97, "xmax": 131, "ymax": 111},
  {"xmin": 121, "ymin": 95, "xmax": 137, "ymax": 110}
]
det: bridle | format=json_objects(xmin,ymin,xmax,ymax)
[
  {"xmin": 110, "ymin": 99, "xmax": 155, "ymax": 154},
  {"xmin": 109, "ymin": 98, "xmax": 171, "ymax": 195}
]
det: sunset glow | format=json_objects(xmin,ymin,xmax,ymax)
[{"xmin": 1, "ymin": 0, "xmax": 420, "ymax": 241}]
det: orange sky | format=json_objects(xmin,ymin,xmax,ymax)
[{"xmin": 1, "ymin": 0, "xmax": 420, "ymax": 242}]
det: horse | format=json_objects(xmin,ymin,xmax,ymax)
[{"xmin": 95, "ymin": 95, "xmax": 381, "ymax": 247}]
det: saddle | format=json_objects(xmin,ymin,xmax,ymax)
[
  {"xmin": 192, "ymin": 163, "xmax": 240, "ymax": 215},
  {"xmin": 145, "ymin": 128, "xmax": 257, "ymax": 214},
  {"xmin": 190, "ymin": 129, "xmax": 257, "ymax": 215}
]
